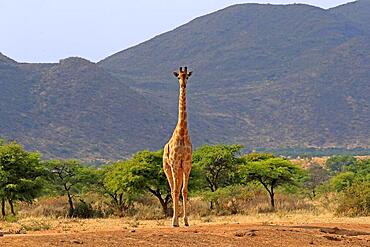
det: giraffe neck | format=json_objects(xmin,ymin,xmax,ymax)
[{"xmin": 176, "ymin": 84, "xmax": 188, "ymax": 134}]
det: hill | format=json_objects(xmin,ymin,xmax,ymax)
[
  {"xmin": 0, "ymin": 56, "xmax": 173, "ymax": 161},
  {"xmin": 1, "ymin": 1, "xmax": 370, "ymax": 160},
  {"xmin": 99, "ymin": 1, "xmax": 370, "ymax": 149}
]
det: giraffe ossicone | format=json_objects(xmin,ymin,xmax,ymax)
[{"xmin": 163, "ymin": 66, "xmax": 193, "ymax": 227}]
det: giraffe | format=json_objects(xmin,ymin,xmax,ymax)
[{"xmin": 163, "ymin": 66, "xmax": 193, "ymax": 227}]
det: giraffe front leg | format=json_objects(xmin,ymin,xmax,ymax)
[
  {"xmin": 163, "ymin": 160, "xmax": 174, "ymax": 193},
  {"xmin": 182, "ymin": 165, "xmax": 191, "ymax": 226},
  {"xmin": 171, "ymin": 165, "xmax": 183, "ymax": 227}
]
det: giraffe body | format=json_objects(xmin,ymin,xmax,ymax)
[{"xmin": 163, "ymin": 66, "xmax": 192, "ymax": 227}]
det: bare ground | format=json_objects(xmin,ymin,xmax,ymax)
[{"xmin": 1, "ymin": 215, "xmax": 369, "ymax": 247}]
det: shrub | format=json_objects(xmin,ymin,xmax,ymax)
[
  {"xmin": 335, "ymin": 181, "xmax": 370, "ymax": 216},
  {"xmin": 200, "ymin": 185, "xmax": 257, "ymax": 215},
  {"xmin": 17, "ymin": 196, "xmax": 68, "ymax": 218},
  {"xmin": 73, "ymin": 201, "xmax": 94, "ymax": 218},
  {"xmin": 19, "ymin": 217, "xmax": 51, "ymax": 231}
]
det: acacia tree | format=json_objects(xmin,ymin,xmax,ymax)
[
  {"xmin": 240, "ymin": 157, "xmax": 305, "ymax": 210},
  {"xmin": 45, "ymin": 160, "xmax": 94, "ymax": 217},
  {"xmin": 129, "ymin": 150, "xmax": 173, "ymax": 217},
  {"xmin": 192, "ymin": 144, "xmax": 244, "ymax": 192},
  {"xmin": 101, "ymin": 161, "xmax": 141, "ymax": 216},
  {"xmin": 0, "ymin": 141, "xmax": 44, "ymax": 217},
  {"xmin": 192, "ymin": 144, "xmax": 244, "ymax": 209}
]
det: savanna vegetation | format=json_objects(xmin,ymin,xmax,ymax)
[{"xmin": 0, "ymin": 138, "xmax": 369, "ymax": 224}]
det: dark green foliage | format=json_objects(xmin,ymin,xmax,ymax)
[
  {"xmin": 326, "ymin": 155, "xmax": 356, "ymax": 173},
  {"xmin": 254, "ymin": 147, "xmax": 370, "ymax": 158},
  {"xmin": 0, "ymin": 141, "xmax": 44, "ymax": 216},
  {"xmin": 329, "ymin": 158, "xmax": 370, "ymax": 192},
  {"xmin": 240, "ymin": 157, "xmax": 305, "ymax": 210},
  {"xmin": 330, "ymin": 172, "xmax": 356, "ymax": 192}
]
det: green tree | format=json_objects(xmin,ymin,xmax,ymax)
[
  {"xmin": 326, "ymin": 155, "xmax": 356, "ymax": 174},
  {"xmin": 329, "ymin": 158, "xmax": 370, "ymax": 192},
  {"xmin": 330, "ymin": 172, "xmax": 355, "ymax": 192},
  {"xmin": 240, "ymin": 157, "xmax": 305, "ymax": 210},
  {"xmin": 101, "ymin": 161, "xmax": 142, "ymax": 216},
  {"xmin": 192, "ymin": 144, "xmax": 244, "ymax": 210},
  {"xmin": 345, "ymin": 158, "xmax": 370, "ymax": 180},
  {"xmin": 45, "ymin": 160, "xmax": 94, "ymax": 217},
  {"xmin": 129, "ymin": 150, "xmax": 173, "ymax": 217},
  {"xmin": 0, "ymin": 141, "xmax": 44, "ymax": 217},
  {"xmin": 192, "ymin": 144, "xmax": 244, "ymax": 192}
]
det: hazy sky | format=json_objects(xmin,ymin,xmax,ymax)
[{"xmin": 0, "ymin": 0, "xmax": 354, "ymax": 63}]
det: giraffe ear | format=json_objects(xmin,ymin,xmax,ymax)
[
  {"xmin": 188, "ymin": 71, "xmax": 192, "ymax": 77},
  {"xmin": 173, "ymin": 72, "xmax": 179, "ymax": 77}
]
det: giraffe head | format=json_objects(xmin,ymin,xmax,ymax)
[{"xmin": 173, "ymin": 66, "xmax": 192, "ymax": 88}]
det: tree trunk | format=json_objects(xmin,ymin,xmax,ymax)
[
  {"xmin": 209, "ymin": 186, "xmax": 215, "ymax": 210},
  {"xmin": 1, "ymin": 198, "xmax": 5, "ymax": 218},
  {"xmin": 269, "ymin": 187, "xmax": 275, "ymax": 211},
  {"xmin": 148, "ymin": 188, "xmax": 172, "ymax": 217},
  {"xmin": 8, "ymin": 199, "xmax": 15, "ymax": 216},
  {"xmin": 158, "ymin": 196, "xmax": 169, "ymax": 216},
  {"xmin": 67, "ymin": 192, "xmax": 74, "ymax": 217}
]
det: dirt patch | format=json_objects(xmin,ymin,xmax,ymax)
[
  {"xmin": 1, "ymin": 223, "xmax": 370, "ymax": 247},
  {"xmin": 287, "ymin": 225, "xmax": 370, "ymax": 236}
]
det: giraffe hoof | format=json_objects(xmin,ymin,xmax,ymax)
[
  {"xmin": 185, "ymin": 223, "xmax": 189, "ymax": 227},
  {"xmin": 172, "ymin": 224, "xmax": 179, "ymax": 227}
]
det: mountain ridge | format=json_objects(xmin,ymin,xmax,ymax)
[{"xmin": 1, "ymin": 1, "xmax": 369, "ymax": 161}]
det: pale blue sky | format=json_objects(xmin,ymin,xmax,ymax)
[{"xmin": 0, "ymin": 0, "xmax": 354, "ymax": 63}]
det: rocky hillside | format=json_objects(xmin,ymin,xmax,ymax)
[
  {"xmin": 0, "ymin": 55, "xmax": 173, "ymax": 161},
  {"xmin": 99, "ymin": 1, "xmax": 370, "ymax": 149},
  {"xmin": 1, "ymin": 1, "xmax": 369, "ymax": 161}
]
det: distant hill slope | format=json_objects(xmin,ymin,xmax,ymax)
[
  {"xmin": 1, "ymin": 1, "xmax": 370, "ymax": 161},
  {"xmin": 330, "ymin": 0, "xmax": 370, "ymax": 35},
  {"xmin": 99, "ymin": 1, "xmax": 370, "ymax": 149}
]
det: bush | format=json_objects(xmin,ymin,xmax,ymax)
[
  {"xmin": 201, "ymin": 185, "xmax": 257, "ymax": 215},
  {"xmin": 73, "ymin": 201, "xmax": 95, "ymax": 218},
  {"xmin": 335, "ymin": 181, "xmax": 370, "ymax": 216},
  {"xmin": 17, "ymin": 196, "xmax": 68, "ymax": 218}
]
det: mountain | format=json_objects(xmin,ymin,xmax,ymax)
[
  {"xmin": 99, "ymin": 1, "xmax": 370, "ymax": 149},
  {"xmin": 0, "ymin": 56, "xmax": 174, "ymax": 161},
  {"xmin": 330, "ymin": 0, "xmax": 370, "ymax": 35},
  {"xmin": 1, "ymin": 1, "xmax": 370, "ymax": 161}
]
